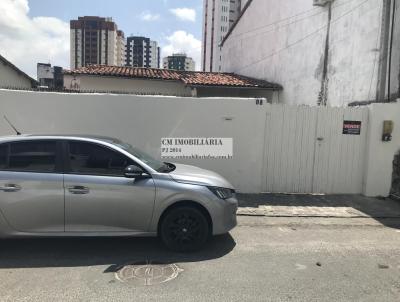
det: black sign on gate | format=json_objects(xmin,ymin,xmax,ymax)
[{"xmin": 343, "ymin": 121, "xmax": 362, "ymax": 135}]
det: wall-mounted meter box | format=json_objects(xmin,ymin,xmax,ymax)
[{"xmin": 382, "ymin": 120, "xmax": 394, "ymax": 142}]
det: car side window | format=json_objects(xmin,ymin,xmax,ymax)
[
  {"xmin": 68, "ymin": 141, "xmax": 133, "ymax": 176},
  {"xmin": 0, "ymin": 144, "xmax": 7, "ymax": 169},
  {"xmin": 7, "ymin": 141, "xmax": 56, "ymax": 172}
]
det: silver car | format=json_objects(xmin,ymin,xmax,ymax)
[{"xmin": 0, "ymin": 135, "xmax": 237, "ymax": 251}]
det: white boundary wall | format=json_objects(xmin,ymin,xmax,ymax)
[
  {"xmin": 364, "ymin": 102, "xmax": 400, "ymax": 196},
  {"xmin": 0, "ymin": 90, "xmax": 268, "ymax": 193},
  {"xmin": 0, "ymin": 89, "xmax": 399, "ymax": 196}
]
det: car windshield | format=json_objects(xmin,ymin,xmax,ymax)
[{"xmin": 112, "ymin": 141, "xmax": 171, "ymax": 172}]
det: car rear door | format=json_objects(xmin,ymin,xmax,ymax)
[
  {"xmin": 0, "ymin": 140, "xmax": 64, "ymax": 232},
  {"xmin": 63, "ymin": 140, "xmax": 156, "ymax": 233}
]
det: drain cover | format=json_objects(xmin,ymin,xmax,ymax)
[{"xmin": 115, "ymin": 261, "xmax": 183, "ymax": 286}]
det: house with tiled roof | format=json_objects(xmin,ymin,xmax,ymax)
[{"xmin": 63, "ymin": 65, "xmax": 282, "ymax": 101}]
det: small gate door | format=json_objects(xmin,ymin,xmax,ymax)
[{"xmin": 264, "ymin": 104, "xmax": 369, "ymax": 194}]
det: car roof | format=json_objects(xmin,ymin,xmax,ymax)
[{"xmin": 0, "ymin": 134, "xmax": 124, "ymax": 145}]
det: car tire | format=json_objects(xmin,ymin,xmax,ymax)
[{"xmin": 160, "ymin": 206, "xmax": 210, "ymax": 252}]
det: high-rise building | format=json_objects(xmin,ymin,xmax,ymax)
[
  {"xmin": 125, "ymin": 36, "xmax": 160, "ymax": 68},
  {"xmin": 201, "ymin": 0, "xmax": 242, "ymax": 72},
  {"xmin": 163, "ymin": 53, "xmax": 195, "ymax": 71},
  {"xmin": 116, "ymin": 30, "xmax": 126, "ymax": 67},
  {"xmin": 70, "ymin": 16, "xmax": 125, "ymax": 69}
]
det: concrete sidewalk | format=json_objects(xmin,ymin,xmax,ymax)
[{"xmin": 237, "ymin": 194, "xmax": 400, "ymax": 218}]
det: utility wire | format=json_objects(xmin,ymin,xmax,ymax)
[
  {"xmin": 237, "ymin": 0, "xmax": 372, "ymax": 73},
  {"xmin": 228, "ymin": 8, "xmax": 336, "ymax": 48},
  {"xmin": 226, "ymin": 5, "xmax": 325, "ymax": 42},
  {"xmin": 225, "ymin": 0, "xmax": 356, "ymax": 42},
  {"xmin": 226, "ymin": 6, "xmax": 321, "ymax": 41},
  {"xmin": 241, "ymin": 0, "xmax": 359, "ymax": 46}
]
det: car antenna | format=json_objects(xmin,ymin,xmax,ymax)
[{"xmin": 3, "ymin": 115, "xmax": 21, "ymax": 135}]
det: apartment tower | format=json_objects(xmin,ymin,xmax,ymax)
[
  {"xmin": 70, "ymin": 16, "xmax": 126, "ymax": 69},
  {"xmin": 163, "ymin": 53, "xmax": 195, "ymax": 71},
  {"xmin": 125, "ymin": 36, "xmax": 160, "ymax": 68}
]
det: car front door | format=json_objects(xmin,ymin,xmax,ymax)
[
  {"xmin": 0, "ymin": 140, "xmax": 64, "ymax": 232},
  {"xmin": 64, "ymin": 140, "xmax": 156, "ymax": 232}
]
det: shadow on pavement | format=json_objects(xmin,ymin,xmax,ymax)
[
  {"xmin": 238, "ymin": 193, "xmax": 400, "ymax": 229},
  {"xmin": 0, "ymin": 234, "xmax": 235, "ymax": 270}
]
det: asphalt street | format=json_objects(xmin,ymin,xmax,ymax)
[{"xmin": 0, "ymin": 216, "xmax": 399, "ymax": 302}]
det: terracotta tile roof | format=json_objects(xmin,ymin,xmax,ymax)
[{"xmin": 64, "ymin": 65, "xmax": 282, "ymax": 90}]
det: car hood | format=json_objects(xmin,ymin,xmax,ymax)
[{"xmin": 169, "ymin": 163, "xmax": 234, "ymax": 189}]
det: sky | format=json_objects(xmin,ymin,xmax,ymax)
[{"xmin": 0, "ymin": 0, "xmax": 203, "ymax": 78}]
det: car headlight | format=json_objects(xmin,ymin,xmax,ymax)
[{"xmin": 207, "ymin": 187, "xmax": 235, "ymax": 200}]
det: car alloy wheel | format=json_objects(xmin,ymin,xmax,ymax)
[{"xmin": 160, "ymin": 206, "xmax": 209, "ymax": 252}]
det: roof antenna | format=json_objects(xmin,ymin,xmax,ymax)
[{"xmin": 3, "ymin": 116, "xmax": 21, "ymax": 135}]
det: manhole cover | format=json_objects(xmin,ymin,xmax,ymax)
[{"xmin": 115, "ymin": 261, "xmax": 183, "ymax": 286}]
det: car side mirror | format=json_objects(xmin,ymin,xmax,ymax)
[{"xmin": 124, "ymin": 165, "xmax": 149, "ymax": 179}]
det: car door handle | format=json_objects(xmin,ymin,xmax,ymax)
[
  {"xmin": 0, "ymin": 184, "xmax": 21, "ymax": 192},
  {"xmin": 68, "ymin": 186, "xmax": 90, "ymax": 194}
]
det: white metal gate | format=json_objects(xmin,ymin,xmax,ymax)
[{"xmin": 263, "ymin": 105, "xmax": 369, "ymax": 194}]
